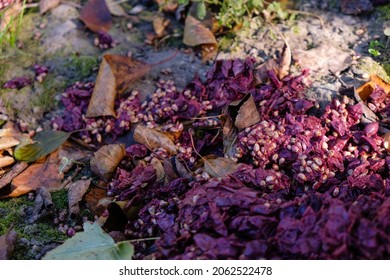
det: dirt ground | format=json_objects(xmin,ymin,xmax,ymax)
[{"xmin": 0, "ymin": 0, "xmax": 389, "ymax": 259}]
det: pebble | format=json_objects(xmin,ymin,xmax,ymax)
[
  {"xmin": 355, "ymin": 29, "xmax": 365, "ymax": 36},
  {"xmin": 129, "ymin": 5, "xmax": 144, "ymax": 15}
]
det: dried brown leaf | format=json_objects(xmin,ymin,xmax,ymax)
[
  {"xmin": 153, "ymin": 16, "xmax": 170, "ymax": 38},
  {"xmin": 0, "ymin": 162, "xmax": 28, "ymax": 190},
  {"xmin": 2, "ymin": 151, "xmax": 63, "ymax": 198},
  {"xmin": 183, "ymin": 15, "xmax": 217, "ymax": 61},
  {"xmin": 226, "ymin": 94, "xmax": 261, "ymax": 131},
  {"xmin": 104, "ymin": 54, "xmax": 151, "ymax": 95},
  {"xmin": 357, "ymin": 81, "xmax": 376, "ymax": 102},
  {"xmin": 106, "ymin": 0, "xmax": 128, "ymax": 17},
  {"xmin": 90, "ymin": 144, "xmax": 125, "ymax": 182},
  {"xmin": 133, "ymin": 125, "xmax": 177, "ymax": 155},
  {"xmin": 0, "ymin": 230, "xmax": 17, "ymax": 260},
  {"xmin": 0, "ymin": 156, "xmax": 14, "ymax": 169},
  {"xmin": 86, "ymin": 55, "xmax": 151, "ymax": 118},
  {"xmin": 221, "ymin": 114, "xmax": 237, "ymax": 159},
  {"xmin": 383, "ymin": 131, "xmax": 390, "ymax": 151},
  {"xmin": 255, "ymin": 43, "xmax": 291, "ymax": 83},
  {"xmin": 86, "ymin": 57, "xmax": 116, "ymax": 117},
  {"xmin": 39, "ymin": 0, "xmax": 60, "ymax": 15},
  {"xmin": 85, "ymin": 187, "xmax": 109, "ymax": 215},
  {"xmin": 278, "ymin": 42, "xmax": 291, "ymax": 79},
  {"xmin": 79, "ymin": 0, "xmax": 112, "ymax": 33},
  {"xmin": 151, "ymin": 157, "xmax": 165, "ymax": 182},
  {"xmin": 370, "ymin": 75, "xmax": 390, "ymax": 94},
  {"xmin": 58, "ymin": 142, "xmax": 91, "ymax": 173},
  {"xmin": 203, "ymin": 156, "xmax": 242, "ymax": 178},
  {"xmin": 68, "ymin": 179, "xmax": 91, "ymax": 217},
  {"xmin": 0, "ymin": 136, "xmax": 20, "ymax": 150}
]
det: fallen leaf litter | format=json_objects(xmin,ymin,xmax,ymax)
[{"xmin": 50, "ymin": 54, "xmax": 390, "ymax": 259}]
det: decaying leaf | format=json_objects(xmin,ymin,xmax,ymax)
[
  {"xmin": 68, "ymin": 179, "xmax": 91, "ymax": 217},
  {"xmin": 369, "ymin": 75, "xmax": 390, "ymax": 94},
  {"xmin": 43, "ymin": 222, "xmax": 134, "ymax": 260},
  {"xmin": 383, "ymin": 131, "xmax": 390, "ymax": 151},
  {"xmin": 79, "ymin": 0, "xmax": 112, "ymax": 33},
  {"xmin": 293, "ymin": 43, "xmax": 352, "ymax": 76},
  {"xmin": 85, "ymin": 187, "xmax": 110, "ymax": 215},
  {"xmin": 357, "ymin": 81, "xmax": 376, "ymax": 102},
  {"xmin": 151, "ymin": 157, "xmax": 165, "ymax": 182},
  {"xmin": 0, "ymin": 136, "xmax": 19, "ymax": 150},
  {"xmin": 225, "ymin": 94, "xmax": 261, "ymax": 131},
  {"xmin": 3, "ymin": 151, "xmax": 64, "ymax": 198},
  {"xmin": 14, "ymin": 130, "xmax": 71, "ymax": 163},
  {"xmin": 106, "ymin": 0, "xmax": 128, "ymax": 17},
  {"xmin": 58, "ymin": 142, "xmax": 91, "ymax": 173},
  {"xmin": 39, "ymin": 0, "xmax": 60, "ymax": 15},
  {"xmin": 203, "ymin": 156, "xmax": 243, "ymax": 178},
  {"xmin": 221, "ymin": 94, "xmax": 260, "ymax": 157},
  {"xmin": 0, "ymin": 230, "xmax": 17, "ymax": 260},
  {"xmin": 104, "ymin": 54, "xmax": 151, "ymax": 95},
  {"xmin": 163, "ymin": 156, "xmax": 193, "ymax": 182},
  {"xmin": 153, "ymin": 15, "xmax": 170, "ymax": 38},
  {"xmin": 155, "ymin": 0, "xmax": 178, "ymax": 12},
  {"xmin": 0, "ymin": 155, "xmax": 14, "ymax": 168},
  {"xmin": 28, "ymin": 187, "xmax": 54, "ymax": 223},
  {"xmin": 134, "ymin": 125, "xmax": 177, "ymax": 155},
  {"xmin": 90, "ymin": 144, "xmax": 125, "ymax": 182},
  {"xmin": 183, "ymin": 15, "xmax": 217, "ymax": 61},
  {"xmin": 221, "ymin": 114, "xmax": 237, "ymax": 159},
  {"xmin": 255, "ymin": 42, "xmax": 291, "ymax": 83},
  {"xmin": 0, "ymin": 162, "xmax": 28, "ymax": 190},
  {"xmin": 86, "ymin": 55, "xmax": 151, "ymax": 118}
]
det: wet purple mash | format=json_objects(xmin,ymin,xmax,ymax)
[{"xmin": 54, "ymin": 57, "xmax": 390, "ymax": 259}]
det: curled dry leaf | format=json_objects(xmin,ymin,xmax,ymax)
[
  {"xmin": 106, "ymin": 0, "xmax": 128, "ymax": 17},
  {"xmin": 0, "ymin": 162, "xmax": 28, "ymax": 190},
  {"xmin": 153, "ymin": 15, "xmax": 170, "ymax": 38},
  {"xmin": 222, "ymin": 94, "xmax": 260, "ymax": 157},
  {"xmin": 39, "ymin": 0, "xmax": 60, "ymax": 15},
  {"xmin": 0, "ymin": 136, "xmax": 19, "ymax": 150},
  {"xmin": 255, "ymin": 42, "xmax": 291, "ymax": 83},
  {"xmin": 28, "ymin": 187, "xmax": 54, "ymax": 223},
  {"xmin": 0, "ymin": 155, "xmax": 14, "ymax": 169},
  {"xmin": 151, "ymin": 157, "xmax": 165, "ymax": 182},
  {"xmin": 86, "ymin": 55, "xmax": 151, "ymax": 118},
  {"xmin": 133, "ymin": 125, "xmax": 177, "ymax": 155},
  {"xmin": 90, "ymin": 144, "xmax": 125, "ymax": 182},
  {"xmin": 384, "ymin": 131, "xmax": 390, "ymax": 151},
  {"xmin": 163, "ymin": 156, "xmax": 193, "ymax": 182},
  {"xmin": 0, "ymin": 230, "xmax": 17, "ymax": 260},
  {"xmin": 369, "ymin": 75, "xmax": 390, "ymax": 94},
  {"xmin": 2, "ymin": 151, "xmax": 64, "ymax": 198},
  {"xmin": 68, "ymin": 179, "xmax": 92, "ymax": 217},
  {"xmin": 224, "ymin": 94, "xmax": 261, "ymax": 131},
  {"xmin": 85, "ymin": 187, "xmax": 109, "ymax": 215},
  {"xmin": 79, "ymin": 0, "xmax": 112, "ymax": 33},
  {"xmin": 203, "ymin": 156, "xmax": 243, "ymax": 178},
  {"xmin": 183, "ymin": 14, "xmax": 217, "ymax": 61}
]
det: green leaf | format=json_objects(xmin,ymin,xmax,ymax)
[
  {"xmin": 14, "ymin": 130, "xmax": 71, "ymax": 163},
  {"xmin": 368, "ymin": 48, "xmax": 381, "ymax": 57},
  {"xmin": 197, "ymin": 1, "xmax": 206, "ymax": 19},
  {"xmin": 43, "ymin": 222, "xmax": 134, "ymax": 260}
]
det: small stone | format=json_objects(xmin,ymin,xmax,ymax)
[{"xmin": 355, "ymin": 29, "xmax": 365, "ymax": 36}]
